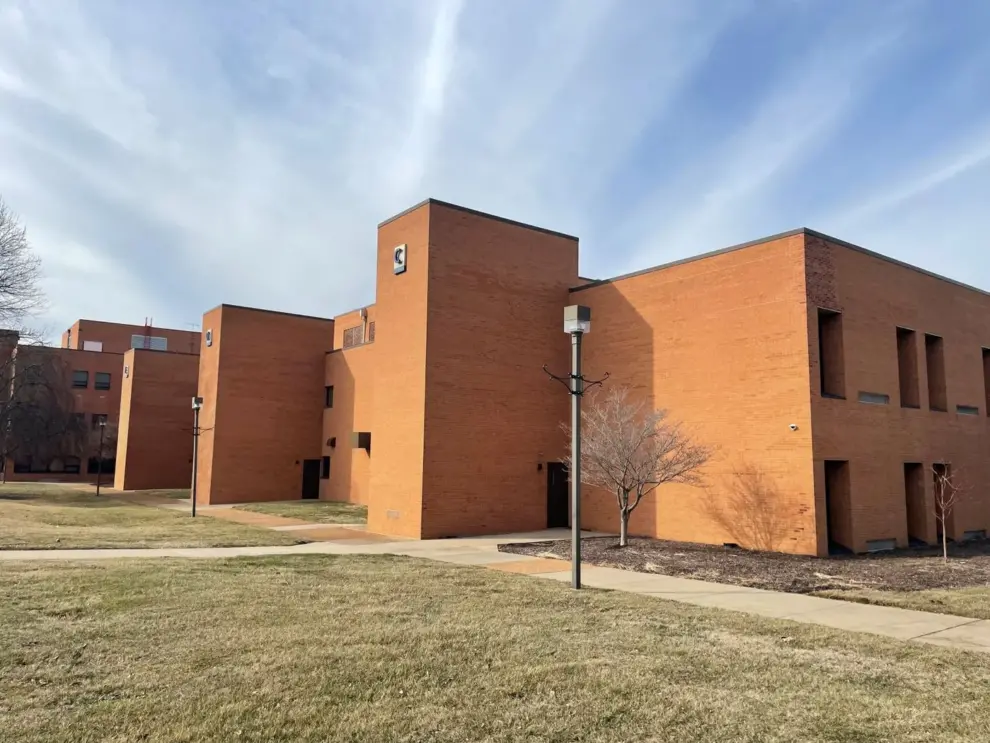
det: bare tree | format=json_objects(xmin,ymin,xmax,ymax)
[
  {"xmin": 0, "ymin": 348, "xmax": 86, "ymax": 482},
  {"xmin": 0, "ymin": 197, "xmax": 45, "ymax": 333},
  {"xmin": 933, "ymin": 461, "xmax": 965, "ymax": 563},
  {"xmin": 566, "ymin": 386, "xmax": 711, "ymax": 547},
  {"xmin": 702, "ymin": 461, "xmax": 794, "ymax": 552}
]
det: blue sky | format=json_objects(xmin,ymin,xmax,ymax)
[{"xmin": 1, "ymin": 0, "xmax": 988, "ymax": 338}]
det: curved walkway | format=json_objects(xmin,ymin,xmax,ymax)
[{"xmin": 2, "ymin": 528, "xmax": 989, "ymax": 655}]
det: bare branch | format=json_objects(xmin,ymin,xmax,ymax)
[
  {"xmin": 0, "ymin": 196, "xmax": 46, "ymax": 328},
  {"xmin": 564, "ymin": 386, "xmax": 711, "ymax": 546}
]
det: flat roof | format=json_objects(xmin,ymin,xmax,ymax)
[
  {"xmin": 571, "ymin": 227, "xmax": 990, "ymax": 298},
  {"xmin": 378, "ymin": 198, "xmax": 579, "ymax": 242},
  {"xmin": 69, "ymin": 318, "xmax": 199, "ymax": 333},
  {"xmin": 205, "ymin": 303, "xmax": 334, "ymax": 323}
]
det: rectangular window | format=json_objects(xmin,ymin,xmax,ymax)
[
  {"xmin": 933, "ymin": 462, "xmax": 954, "ymax": 541},
  {"xmin": 130, "ymin": 334, "xmax": 168, "ymax": 351},
  {"xmin": 321, "ymin": 456, "xmax": 330, "ymax": 479},
  {"xmin": 957, "ymin": 405, "xmax": 980, "ymax": 416},
  {"xmin": 71, "ymin": 370, "xmax": 89, "ymax": 388},
  {"xmin": 857, "ymin": 391, "xmax": 889, "ymax": 405},
  {"xmin": 896, "ymin": 327, "xmax": 919, "ymax": 407},
  {"xmin": 924, "ymin": 334, "xmax": 947, "ymax": 411},
  {"xmin": 817, "ymin": 309, "xmax": 845, "ymax": 398},
  {"xmin": 82, "ymin": 340, "xmax": 103, "ymax": 352},
  {"xmin": 983, "ymin": 348, "xmax": 989, "ymax": 417},
  {"xmin": 824, "ymin": 460, "xmax": 851, "ymax": 554},
  {"xmin": 92, "ymin": 413, "xmax": 108, "ymax": 430},
  {"xmin": 94, "ymin": 372, "xmax": 111, "ymax": 391},
  {"xmin": 324, "ymin": 385, "xmax": 334, "ymax": 408},
  {"xmin": 342, "ymin": 326, "xmax": 363, "ymax": 349},
  {"xmin": 368, "ymin": 321, "xmax": 376, "ymax": 342}
]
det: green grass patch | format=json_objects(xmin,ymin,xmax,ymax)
[
  {"xmin": 818, "ymin": 586, "xmax": 990, "ymax": 621},
  {"xmin": 0, "ymin": 483, "xmax": 302, "ymax": 549},
  {"xmin": 235, "ymin": 500, "xmax": 367, "ymax": 524},
  {"xmin": 1, "ymin": 555, "xmax": 989, "ymax": 742}
]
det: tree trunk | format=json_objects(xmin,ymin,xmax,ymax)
[
  {"xmin": 619, "ymin": 509, "xmax": 629, "ymax": 547},
  {"xmin": 943, "ymin": 529, "xmax": 948, "ymax": 563}
]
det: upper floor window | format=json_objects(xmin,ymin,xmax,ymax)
[
  {"xmin": 325, "ymin": 386, "xmax": 334, "ymax": 408},
  {"xmin": 342, "ymin": 326, "xmax": 363, "ymax": 349},
  {"xmin": 368, "ymin": 321, "xmax": 376, "ymax": 343},
  {"xmin": 131, "ymin": 334, "xmax": 168, "ymax": 351},
  {"xmin": 72, "ymin": 370, "xmax": 89, "ymax": 388},
  {"xmin": 94, "ymin": 372, "xmax": 111, "ymax": 391}
]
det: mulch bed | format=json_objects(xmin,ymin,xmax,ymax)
[{"xmin": 498, "ymin": 536, "xmax": 990, "ymax": 593}]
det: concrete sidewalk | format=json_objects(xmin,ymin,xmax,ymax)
[{"xmin": 2, "ymin": 525, "xmax": 989, "ymax": 655}]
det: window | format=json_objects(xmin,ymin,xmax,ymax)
[
  {"xmin": 324, "ymin": 385, "xmax": 334, "ymax": 408},
  {"xmin": 933, "ymin": 462, "xmax": 954, "ymax": 541},
  {"xmin": 983, "ymin": 348, "xmax": 989, "ymax": 417},
  {"xmin": 92, "ymin": 414, "xmax": 108, "ymax": 430},
  {"xmin": 368, "ymin": 321, "xmax": 376, "ymax": 342},
  {"xmin": 321, "ymin": 456, "xmax": 330, "ymax": 479},
  {"xmin": 817, "ymin": 309, "xmax": 845, "ymax": 398},
  {"xmin": 896, "ymin": 328, "xmax": 919, "ymax": 407},
  {"xmin": 824, "ymin": 460, "xmax": 851, "ymax": 554},
  {"xmin": 72, "ymin": 370, "xmax": 89, "ymax": 388},
  {"xmin": 857, "ymin": 391, "xmax": 889, "ymax": 405},
  {"xmin": 130, "ymin": 334, "xmax": 168, "ymax": 351},
  {"xmin": 342, "ymin": 326, "xmax": 363, "ymax": 349},
  {"xmin": 72, "ymin": 413, "xmax": 86, "ymax": 427},
  {"xmin": 95, "ymin": 372, "xmax": 111, "ymax": 391},
  {"xmin": 82, "ymin": 340, "xmax": 103, "ymax": 352},
  {"xmin": 957, "ymin": 405, "xmax": 979, "ymax": 416},
  {"xmin": 924, "ymin": 334, "xmax": 947, "ymax": 411}
]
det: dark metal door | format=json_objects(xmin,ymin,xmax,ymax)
[
  {"xmin": 301, "ymin": 459, "xmax": 321, "ymax": 500},
  {"xmin": 546, "ymin": 463, "xmax": 569, "ymax": 528}
]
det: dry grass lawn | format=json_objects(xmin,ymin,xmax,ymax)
[
  {"xmin": 819, "ymin": 586, "xmax": 990, "ymax": 621},
  {"xmin": 0, "ymin": 484, "xmax": 302, "ymax": 549},
  {"xmin": 236, "ymin": 499, "xmax": 367, "ymax": 524},
  {"xmin": 1, "ymin": 555, "xmax": 989, "ymax": 742}
]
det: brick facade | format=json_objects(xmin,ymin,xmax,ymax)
[
  {"xmin": 62, "ymin": 319, "xmax": 200, "ymax": 355},
  {"xmin": 114, "ymin": 349, "xmax": 199, "ymax": 491},
  {"xmin": 194, "ymin": 305, "xmax": 334, "ymax": 505}
]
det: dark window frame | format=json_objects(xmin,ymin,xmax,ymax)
[
  {"xmin": 71, "ymin": 370, "xmax": 89, "ymax": 389},
  {"xmin": 325, "ymin": 385, "xmax": 334, "ymax": 409},
  {"xmin": 94, "ymin": 372, "xmax": 111, "ymax": 391},
  {"xmin": 817, "ymin": 309, "xmax": 845, "ymax": 399},
  {"xmin": 321, "ymin": 456, "xmax": 330, "ymax": 479}
]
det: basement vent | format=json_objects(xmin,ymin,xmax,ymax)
[
  {"xmin": 866, "ymin": 538, "xmax": 896, "ymax": 553},
  {"xmin": 858, "ymin": 391, "xmax": 890, "ymax": 405},
  {"xmin": 963, "ymin": 529, "xmax": 987, "ymax": 541},
  {"xmin": 957, "ymin": 405, "xmax": 980, "ymax": 416}
]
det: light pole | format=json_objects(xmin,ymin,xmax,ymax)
[
  {"xmin": 95, "ymin": 418, "xmax": 107, "ymax": 496},
  {"xmin": 191, "ymin": 397, "xmax": 203, "ymax": 517},
  {"xmin": 563, "ymin": 305, "xmax": 591, "ymax": 589}
]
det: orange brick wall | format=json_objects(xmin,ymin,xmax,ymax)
[
  {"xmin": 114, "ymin": 349, "xmax": 199, "ymax": 491},
  {"xmin": 418, "ymin": 203, "xmax": 578, "ymax": 538},
  {"xmin": 62, "ymin": 320, "xmax": 200, "ymax": 355},
  {"xmin": 574, "ymin": 234, "xmax": 819, "ymax": 555},
  {"xmin": 332, "ymin": 306, "xmax": 376, "ymax": 350},
  {"xmin": 807, "ymin": 235, "xmax": 990, "ymax": 552},
  {"xmin": 322, "ymin": 342, "xmax": 375, "ymax": 504},
  {"xmin": 195, "ymin": 305, "xmax": 333, "ymax": 505},
  {"xmin": 366, "ymin": 206, "xmax": 431, "ymax": 537}
]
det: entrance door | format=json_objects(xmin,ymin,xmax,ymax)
[
  {"xmin": 301, "ymin": 459, "xmax": 321, "ymax": 500},
  {"xmin": 546, "ymin": 463, "xmax": 569, "ymax": 528}
]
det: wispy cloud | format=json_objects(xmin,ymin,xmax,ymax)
[{"xmin": 0, "ymin": 0, "xmax": 987, "ymax": 339}]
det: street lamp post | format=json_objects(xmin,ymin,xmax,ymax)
[
  {"xmin": 191, "ymin": 397, "xmax": 203, "ymax": 517},
  {"xmin": 95, "ymin": 418, "xmax": 107, "ymax": 496},
  {"xmin": 563, "ymin": 305, "xmax": 592, "ymax": 589}
]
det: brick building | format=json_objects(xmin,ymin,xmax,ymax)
[
  {"xmin": 1, "ymin": 321, "xmax": 200, "ymax": 484},
  {"xmin": 191, "ymin": 199, "xmax": 989, "ymax": 556},
  {"xmin": 14, "ymin": 199, "xmax": 988, "ymax": 556}
]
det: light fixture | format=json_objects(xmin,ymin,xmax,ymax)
[
  {"xmin": 191, "ymin": 396, "xmax": 203, "ymax": 411},
  {"xmin": 563, "ymin": 305, "xmax": 591, "ymax": 334}
]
